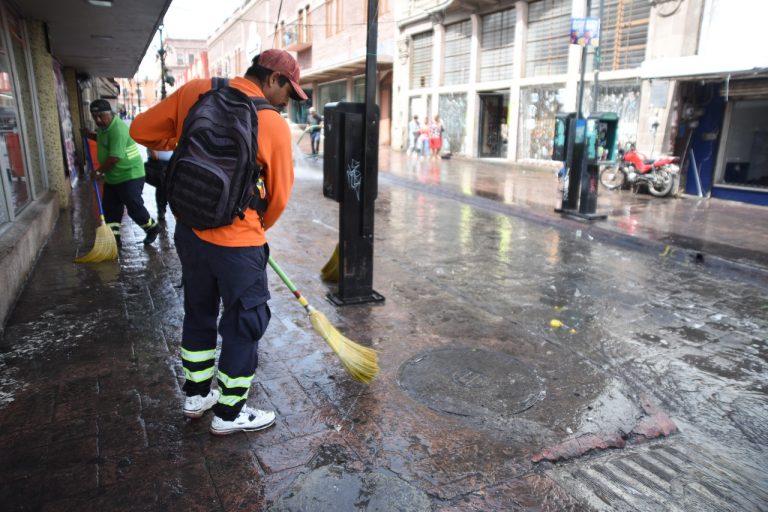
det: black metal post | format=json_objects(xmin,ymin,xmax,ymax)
[
  {"xmin": 136, "ymin": 80, "xmax": 142, "ymax": 112},
  {"xmin": 362, "ymin": 0, "xmax": 379, "ymax": 237},
  {"xmin": 158, "ymin": 24, "xmax": 167, "ymax": 100},
  {"xmin": 576, "ymin": 0, "xmax": 591, "ymax": 120},
  {"xmin": 326, "ymin": 0, "xmax": 384, "ymax": 306},
  {"xmin": 562, "ymin": 0, "xmax": 605, "ymax": 221},
  {"xmin": 591, "ymin": 0, "xmax": 604, "ymax": 112}
]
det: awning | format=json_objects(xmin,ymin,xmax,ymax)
[
  {"xmin": 300, "ymin": 55, "xmax": 394, "ymax": 84},
  {"xmin": 640, "ymin": 55, "xmax": 768, "ymax": 81}
]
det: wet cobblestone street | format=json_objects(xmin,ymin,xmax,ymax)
[{"xmin": 0, "ymin": 150, "xmax": 766, "ymax": 511}]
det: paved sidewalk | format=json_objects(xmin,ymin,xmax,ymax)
[
  {"xmin": 377, "ymin": 148, "xmax": 768, "ymax": 281},
  {"xmin": 294, "ymin": 129, "xmax": 768, "ymax": 280},
  {"xmin": 0, "ymin": 141, "xmax": 766, "ymax": 511}
]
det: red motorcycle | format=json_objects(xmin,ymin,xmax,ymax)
[{"xmin": 599, "ymin": 144, "xmax": 680, "ymax": 197}]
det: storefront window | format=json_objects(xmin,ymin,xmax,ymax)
[
  {"xmin": 317, "ymin": 80, "xmax": 346, "ymax": 115},
  {"xmin": 0, "ymin": 8, "xmax": 32, "ymax": 217},
  {"xmin": 719, "ymin": 100, "xmax": 768, "ymax": 189},
  {"xmin": 353, "ymin": 76, "xmax": 365, "ymax": 102},
  {"xmin": 409, "ymin": 95, "xmax": 430, "ymax": 120},
  {"xmin": 438, "ymin": 93, "xmax": 467, "ymax": 155},
  {"xmin": 518, "ymin": 85, "xmax": 565, "ymax": 160},
  {"xmin": 291, "ymin": 88, "xmax": 311, "ymax": 124},
  {"xmin": 583, "ymin": 80, "xmax": 641, "ymax": 149}
]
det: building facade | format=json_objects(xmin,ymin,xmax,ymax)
[
  {"xmin": 207, "ymin": 0, "xmax": 396, "ymax": 143},
  {"xmin": 0, "ymin": 0, "xmax": 169, "ymax": 329},
  {"xmin": 158, "ymin": 38, "xmax": 207, "ymax": 101},
  {"xmin": 392, "ymin": 0, "xmax": 768, "ymax": 206}
]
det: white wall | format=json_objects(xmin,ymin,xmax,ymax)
[{"xmin": 698, "ymin": 0, "xmax": 768, "ymax": 63}]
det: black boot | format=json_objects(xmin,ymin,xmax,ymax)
[{"xmin": 143, "ymin": 219, "xmax": 160, "ymax": 245}]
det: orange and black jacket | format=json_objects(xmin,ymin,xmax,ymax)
[{"xmin": 130, "ymin": 77, "xmax": 294, "ymax": 247}]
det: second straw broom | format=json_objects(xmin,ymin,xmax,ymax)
[{"xmin": 268, "ymin": 256, "xmax": 378, "ymax": 384}]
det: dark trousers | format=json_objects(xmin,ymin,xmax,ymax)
[
  {"xmin": 156, "ymin": 185, "xmax": 167, "ymax": 215},
  {"xmin": 310, "ymin": 131, "xmax": 321, "ymax": 154},
  {"xmin": 102, "ymin": 178, "xmax": 151, "ymax": 227},
  {"xmin": 145, "ymin": 158, "xmax": 168, "ymax": 215},
  {"xmin": 174, "ymin": 223, "xmax": 271, "ymax": 421}
]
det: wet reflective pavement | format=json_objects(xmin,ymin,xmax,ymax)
[{"xmin": 1, "ymin": 147, "xmax": 767, "ymax": 511}]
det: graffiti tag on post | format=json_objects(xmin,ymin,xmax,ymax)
[{"xmin": 346, "ymin": 158, "xmax": 362, "ymax": 201}]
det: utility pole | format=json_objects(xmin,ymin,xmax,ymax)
[
  {"xmin": 591, "ymin": 0, "xmax": 604, "ymax": 112},
  {"xmin": 576, "ymin": 0, "xmax": 592, "ymax": 119},
  {"xmin": 122, "ymin": 85, "xmax": 128, "ymax": 118},
  {"xmin": 136, "ymin": 79, "xmax": 142, "ymax": 113},
  {"xmin": 157, "ymin": 24, "xmax": 168, "ymax": 100}
]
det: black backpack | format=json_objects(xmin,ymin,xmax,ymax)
[{"xmin": 165, "ymin": 77, "xmax": 276, "ymax": 230}]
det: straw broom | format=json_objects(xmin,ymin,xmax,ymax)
[
  {"xmin": 268, "ymin": 256, "xmax": 378, "ymax": 384},
  {"xmin": 320, "ymin": 243, "xmax": 339, "ymax": 283},
  {"xmin": 74, "ymin": 179, "xmax": 118, "ymax": 263}
]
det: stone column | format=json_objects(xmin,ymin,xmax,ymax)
[
  {"xmin": 64, "ymin": 67, "xmax": 84, "ymax": 171},
  {"xmin": 466, "ymin": 14, "xmax": 480, "ymax": 158},
  {"xmin": 27, "ymin": 20, "xmax": 68, "ymax": 209},
  {"xmin": 564, "ymin": 0, "xmax": 588, "ymax": 113},
  {"xmin": 507, "ymin": 1, "xmax": 529, "ymax": 161},
  {"xmin": 430, "ymin": 21, "xmax": 445, "ymax": 118}
]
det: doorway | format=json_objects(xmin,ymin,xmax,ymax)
[{"xmin": 478, "ymin": 93, "xmax": 509, "ymax": 158}]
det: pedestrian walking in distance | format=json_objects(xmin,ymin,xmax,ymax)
[
  {"xmin": 307, "ymin": 106, "xmax": 322, "ymax": 155},
  {"xmin": 86, "ymin": 99, "xmax": 159, "ymax": 247},
  {"xmin": 407, "ymin": 114, "xmax": 420, "ymax": 155},
  {"xmin": 130, "ymin": 49, "xmax": 307, "ymax": 435}
]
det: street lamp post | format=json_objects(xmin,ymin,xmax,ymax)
[
  {"xmin": 158, "ymin": 24, "xmax": 168, "ymax": 100},
  {"xmin": 136, "ymin": 79, "xmax": 142, "ymax": 113},
  {"xmin": 122, "ymin": 85, "xmax": 128, "ymax": 118}
]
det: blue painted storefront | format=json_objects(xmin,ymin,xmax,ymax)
[{"xmin": 685, "ymin": 83, "xmax": 768, "ymax": 206}]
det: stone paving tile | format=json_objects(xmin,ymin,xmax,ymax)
[
  {"xmin": 99, "ymin": 439, "xmax": 204, "ymax": 488},
  {"xmin": 0, "ymin": 474, "xmax": 43, "ymax": 512},
  {"xmin": 217, "ymin": 480, "xmax": 267, "ymax": 512},
  {"xmin": 255, "ymin": 430, "xmax": 352, "ymax": 474},
  {"xmin": 2, "ymin": 150, "xmax": 767, "ymax": 511}
]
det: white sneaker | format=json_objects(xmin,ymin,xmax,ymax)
[
  {"xmin": 210, "ymin": 406, "xmax": 276, "ymax": 436},
  {"xmin": 183, "ymin": 389, "xmax": 220, "ymax": 418}
]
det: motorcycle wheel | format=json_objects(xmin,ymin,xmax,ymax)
[
  {"xmin": 647, "ymin": 169, "xmax": 674, "ymax": 197},
  {"xmin": 599, "ymin": 166, "xmax": 626, "ymax": 190}
]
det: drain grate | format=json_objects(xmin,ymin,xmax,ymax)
[
  {"xmin": 549, "ymin": 443, "xmax": 768, "ymax": 511},
  {"xmin": 398, "ymin": 347, "xmax": 545, "ymax": 418}
]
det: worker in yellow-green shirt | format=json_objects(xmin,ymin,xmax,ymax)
[{"xmin": 88, "ymin": 99, "xmax": 159, "ymax": 247}]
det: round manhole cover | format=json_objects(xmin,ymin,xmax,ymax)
[{"xmin": 398, "ymin": 347, "xmax": 545, "ymax": 418}]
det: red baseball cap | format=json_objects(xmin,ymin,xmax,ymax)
[{"xmin": 258, "ymin": 49, "xmax": 308, "ymax": 101}]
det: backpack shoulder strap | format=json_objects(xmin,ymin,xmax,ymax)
[{"xmin": 251, "ymin": 97, "xmax": 278, "ymax": 113}]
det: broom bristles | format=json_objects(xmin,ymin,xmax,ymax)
[
  {"xmin": 320, "ymin": 244, "xmax": 339, "ymax": 283},
  {"xmin": 309, "ymin": 309, "xmax": 378, "ymax": 384},
  {"xmin": 75, "ymin": 217, "xmax": 118, "ymax": 263}
]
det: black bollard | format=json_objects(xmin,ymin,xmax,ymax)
[{"xmin": 323, "ymin": 102, "xmax": 385, "ymax": 306}]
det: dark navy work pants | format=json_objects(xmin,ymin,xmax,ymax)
[
  {"xmin": 174, "ymin": 223, "xmax": 271, "ymax": 420},
  {"xmin": 102, "ymin": 177, "xmax": 151, "ymax": 227}
]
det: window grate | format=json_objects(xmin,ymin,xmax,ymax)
[
  {"xmin": 525, "ymin": 0, "xmax": 571, "ymax": 77},
  {"xmin": 443, "ymin": 20, "xmax": 472, "ymax": 86},
  {"xmin": 480, "ymin": 8, "xmax": 515, "ymax": 82},
  {"xmin": 590, "ymin": 0, "xmax": 650, "ymax": 71},
  {"xmin": 410, "ymin": 31, "xmax": 433, "ymax": 89}
]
